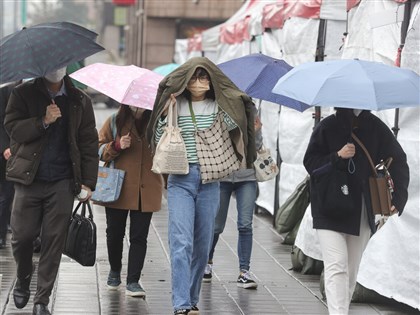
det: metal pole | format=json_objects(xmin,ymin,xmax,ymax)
[
  {"xmin": 393, "ymin": 0, "xmax": 412, "ymax": 139},
  {"xmin": 314, "ymin": 19, "xmax": 327, "ymax": 127},
  {"xmin": 273, "ymin": 105, "xmax": 282, "ymax": 226}
]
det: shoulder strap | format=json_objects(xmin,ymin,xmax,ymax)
[
  {"xmin": 110, "ymin": 112, "xmax": 117, "ymax": 140},
  {"xmin": 351, "ymin": 132, "xmax": 377, "ymax": 176},
  {"xmin": 188, "ymin": 99, "xmax": 198, "ymax": 130},
  {"xmin": 98, "ymin": 113, "xmax": 118, "ymax": 159}
]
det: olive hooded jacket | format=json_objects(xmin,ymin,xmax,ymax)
[{"xmin": 146, "ymin": 57, "xmax": 256, "ymax": 168}]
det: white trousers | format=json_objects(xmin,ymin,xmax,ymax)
[{"xmin": 317, "ymin": 202, "xmax": 371, "ymax": 315}]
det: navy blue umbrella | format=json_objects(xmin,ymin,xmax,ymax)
[
  {"xmin": 218, "ymin": 53, "xmax": 310, "ymax": 112},
  {"xmin": 0, "ymin": 22, "xmax": 104, "ymax": 84}
]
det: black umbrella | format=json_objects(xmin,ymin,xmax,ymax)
[{"xmin": 0, "ymin": 22, "xmax": 104, "ymax": 84}]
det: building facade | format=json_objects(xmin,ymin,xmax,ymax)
[{"xmin": 123, "ymin": 0, "xmax": 244, "ymax": 69}]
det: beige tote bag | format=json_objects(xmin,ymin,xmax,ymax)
[{"xmin": 151, "ymin": 99, "xmax": 189, "ymax": 175}]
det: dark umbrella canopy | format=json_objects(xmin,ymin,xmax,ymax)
[
  {"xmin": 0, "ymin": 22, "xmax": 104, "ymax": 84},
  {"xmin": 218, "ymin": 53, "xmax": 310, "ymax": 112},
  {"xmin": 31, "ymin": 21, "xmax": 99, "ymax": 40}
]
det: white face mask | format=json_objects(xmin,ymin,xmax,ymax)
[
  {"xmin": 44, "ymin": 67, "xmax": 66, "ymax": 83},
  {"xmin": 353, "ymin": 109, "xmax": 363, "ymax": 117},
  {"xmin": 187, "ymin": 80, "xmax": 210, "ymax": 99}
]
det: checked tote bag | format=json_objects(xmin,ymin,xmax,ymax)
[
  {"xmin": 91, "ymin": 114, "xmax": 126, "ymax": 203},
  {"xmin": 151, "ymin": 98, "xmax": 189, "ymax": 175},
  {"xmin": 188, "ymin": 101, "xmax": 240, "ymax": 183}
]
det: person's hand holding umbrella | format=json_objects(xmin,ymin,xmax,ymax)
[
  {"xmin": 254, "ymin": 115, "xmax": 262, "ymax": 131},
  {"xmin": 337, "ymin": 143, "xmax": 355, "ymax": 159},
  {"xmin": 3, "ymin": 148, "xmax": 11, "ymax": 160},
  {"xmin": 43, "ymin": 100, "xmax": 62, "ymax": 126},
  {"xmin": 119, "ymin": 133, "xmax": 132, "ymax": 150}
]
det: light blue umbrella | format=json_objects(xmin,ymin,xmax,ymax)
[
  {"xmin": 272, "ymin": 59, "xmax": 420, "ymax": 111},
  {"xmin": 152, "ymin": 63, "xmax": 180, "ymax": 76}
]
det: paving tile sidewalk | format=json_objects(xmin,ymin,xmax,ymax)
[{"xmin": 1, "ymin": 195, "xmax": 419, "ymax": 314}]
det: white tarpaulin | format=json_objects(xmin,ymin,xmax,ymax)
[
  {"xmin": 294, "ymin": 0, "xmax": 420, "ymax": 310},
  {"xmin": 201, "ymin": 0, "xmax": 253, "ymax": 53}
]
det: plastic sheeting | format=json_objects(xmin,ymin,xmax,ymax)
[
  {"xmin": 358, "ymin": 108, "xmax": 420, "ymax": 309},
  {"xmin": 255, "ymin": 101, "xmax": 281, "ymax": 214},
  {"xmin": 401, "ymin": 1, "xmax": 420, "ymax": 74},
  {"xmin": 174, "ymin": 39, "xmax": 188, "ymax": 65},
  {"xmin": 320, "ymin": 0, "xmax": 347, "ymax": 20},
  {"xmin": 293, "ymin": 0, "xmax": 420, "ymax": 310},
  {"xmin": 220, "ymin": 1, "xmax": 275, "ymax": 44},
  {"xmin": 201, "ymin": 0, "xmax": 254, "ymax": 52}
]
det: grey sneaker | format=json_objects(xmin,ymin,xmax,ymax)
[
  {"xmin": 237, "ymin": 270, "xmax": 258, "ymax": 289},
  {"xmin": 107, "ymin": 270, "xmax": 121, "ymax": 290},
  {"xmin": 202, "ymin": 264, "xmax": 212, "ymax": 282},
  {"xmin": 126, "ymin": 282, "xmax": 146, "ymax": 297}
]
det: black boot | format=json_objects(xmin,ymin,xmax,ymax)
[{"xmin": 33, "ymin": 303, "xmax": 51, "ymax": 315}]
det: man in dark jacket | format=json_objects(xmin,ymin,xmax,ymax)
[
  {"xmin": 0, "ymin": 81, "xmax": 19, "ymax": 249},
  {"xmin": 4, "ymin": 68, "xmax": 98, "ymax": 315}
]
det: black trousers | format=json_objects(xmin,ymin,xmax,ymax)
[
  {"xmin": 0, "ymin": 179, "xmax": 14, "ymax": 238},
  {"xmin": 11, "ymin": 179, "xmax": 74, "ymax": 305},
  {"xmin": 105, "ymin": 207, "xmax": 153, "ymax": 284}
]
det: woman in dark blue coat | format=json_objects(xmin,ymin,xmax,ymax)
[{"xmin": 303, "ymin": 108, "xmax": 409, "ymax": 314}]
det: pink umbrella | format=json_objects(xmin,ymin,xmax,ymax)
[{"xmin": 69, "ymin": 63, "xmax": 163, "ymax": 110}]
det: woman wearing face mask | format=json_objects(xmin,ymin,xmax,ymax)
[
  {"xmin": 95, "ymin": 104, "xmax": 163, "ymax": 298},
  {"xmin": 147, "ymin": 57, "xmax": 256, "ymax": 315},
  {"xmin": 303, "ymin": 108, "xmax": 409, "ymax": 314}
]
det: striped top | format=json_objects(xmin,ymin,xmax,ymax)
[{"xmin": 155, "ymin": 96, "xmax": 237, "ymax": 163}]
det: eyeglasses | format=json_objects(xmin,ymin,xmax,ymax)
[{"xmin": 188, "ymin": 75, "xmax": 210, "ymax": 84}]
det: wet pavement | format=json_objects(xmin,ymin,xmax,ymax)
[{"xmin": 1, "ymin": 194, "xmax": 419, "ymax": 315}]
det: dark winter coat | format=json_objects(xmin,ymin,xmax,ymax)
[
  {"xmin": 146, "ymin": 57, "xmax": 256, "ymax": 168},
  {"xmin": 4, "ymin": 76, "xmax": 98, "ymax": 194},
  {"xmin": 303, "ymin": 110, "xmax": 409, "ymax": 235},
  {"xmin": 0, "ymin": 82, "xmax": 20, "ymax": 180}
]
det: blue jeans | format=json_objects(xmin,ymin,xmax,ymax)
[
  {"xmin": 167, "ymin": 164, "xmax": 219, "ymax": 310},
  {"xmin": 209, "ymin": 180, "xmax": 257, "ymax": 271}
]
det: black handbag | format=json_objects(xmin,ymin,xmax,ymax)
[
  {"xmin": 310, "ymin": 162, "xmax": 354, "ymax": 218},
  {"xmin": 63, "ymin": 201, "xmax": 97, "ymax": 266}
]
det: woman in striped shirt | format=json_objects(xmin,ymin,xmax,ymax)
[{"xmin": 155, "ymin": 67, "xmax": 236, "ymax": 315}]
